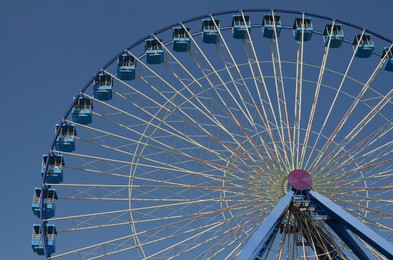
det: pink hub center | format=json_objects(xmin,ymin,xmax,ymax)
[{"xmin": 288, "ymin": 169, "xmax": 312, "ymax": 191}]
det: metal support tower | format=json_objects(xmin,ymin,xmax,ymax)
[{"xmin": 237, "ymin": 170, "xmax": 393, "ymax": 259}]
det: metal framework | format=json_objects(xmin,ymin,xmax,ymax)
[
  {"xmin": 237, "ymin": 189, "xmax": 393, "ymax": 259},
  {"xmin": 33, "ymin": 8, "xmax": 393, "ymax": 259}
]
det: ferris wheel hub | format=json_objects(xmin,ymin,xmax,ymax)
[{"xmin": 288, "ymin": 169, "xmax": 312, "ymax": 191}]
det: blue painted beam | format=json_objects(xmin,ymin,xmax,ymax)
[
  {"xmin": 326, "ymin": 220, "xmax": 374, "ymax": 260},
  {"xmin": 310, "ymin": 191, "xmax": 393, "ymax": 259},
  {"xmin": 236, "ymin": 191, "xmax": 294, "ymax": 259}
]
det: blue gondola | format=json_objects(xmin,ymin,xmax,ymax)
[
  {"xmin": 72, "ymin": 96, "xmax": 93, "ymax": 125},
  {"xmin": 32, "ymin": 188, "xmax": 58, "ymax": 219},
  {"xmin": 32, "ymin": 224, "xmax": 57, "ymax": 256},
  {"xmin": 262, "ymin": 15, "xmax": 281, "ymax": 38},
  {"xmin": 117, "ymin": 53, "xmax": 136, "ymax": 80},
  {"xmin": 93, "ymin": 73, "xmax": 113, "ymax": 101},
  {"xmin": 145, "ymin": 39, "xmax": 164, "ymax": 64},
  {"xmin": 293, "ymin": 17, "xmax": 313, "ymax": 41},
  {"xmin": 41, "ymin": 153, "xmax": 64, "ymax": 184},
  {"xmin": 232, "ymin": 15, "xmax": 251, "ymax": 39},
  {"xmin": 202, "ymin": 18, "xmax": 220, "ymax": 44},
  {"xmin": 173, "ymin": 26, "xmax": 191, "ymax": 52},
  {"xmin": 353, "ymin": 34, "xmax": 374, "ymax": 58},
  {"xmin": 323, "ymin": 24, "xmax": 344, "ymax": 48},
  {"xmin": 381, "ymin": 47, "xmax": 393, "ymax": 71},
  {"xmin": 55, "ymin": 123, "xmax": 76, "ymax": 152}
]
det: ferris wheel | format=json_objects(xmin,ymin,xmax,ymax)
[{"xmin": 31, "ymin": 9, "xmax": 393, "ymax": 259}]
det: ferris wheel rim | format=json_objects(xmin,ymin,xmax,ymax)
[{"xmin": 48, "ymin": 9, "xmax": 392, "ymax": 150}]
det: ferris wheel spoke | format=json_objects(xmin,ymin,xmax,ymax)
[
  {"xmin": 87, "ymin": 113, "xmax": 249, "ymax": 180},
  {"xmin": 292, "ymin": 14, "xmax": 308, "ymax": 170},
  {"xmin": 183, "ymin": 19, "xmax": 253, "ymax": 126},
  {"xmin": 55, "ymin": 200, "xmax": 253, "ymax": 233},
  {"xmin": 63, "ymin": 162, "xmax": 259, "ymax": 189},
  {"xmin": 299, "ymin": 24, "xmax": 334, "ymax": 170},
  {"xmin": 161, "ymin": 200, "xmax": 269, "ymax": 259},
  {"xmin": 114, "ymin": 222, "xmax": 225, "ymax": 260},
  {"xmin": 312, "ymin": 120, "xmax": 393, "ymax": 180},
  {"xmin": 318, "ymin": 170, "xmax": 393, "ymax": 187},
  {"xmin": 312, "ymin": 97, "xmax": 393, "ymax": 178},
  {"xmin": 316, "ymin": 143, "xmax": 393, "ymax": 184},
  {"xmin": 318, "ymin": 185, "xmax": 393, "ymax": 195},
  {"xmin": 239, "ymin": 13, "xmax": 288, "ymax": 169},
  {"xmin": 51, "ymin": 198, "xmax": 255, "ymax": 223},
  {"xmin": 329, "ymin": 197, "xmax": 393, "ymax": 219},
  {"xmin": 309, "ymin": 45, "xmax": 386, "ymax": 173},
  {"xmin": 58, "ymin": 199, "xmax": 262, "ymax": 259},
  {"xmin": 108, "ymin": 79, "xmax": 269, "ymax": 178},
  {"xmin": 346, "ymin": 209, "xmax": 393, "ymax": 233},
  {"xmin": 79, "ymin": 96, "xmax": 264, "ymax": 181},
  {"xmin": 192, "ymin": 210, "xmax": 262, "ymax": 259},
  {"xmin": 327, "ymin": 191, "xmax": 393, "ymax": 204},
  {"xmin": 303, "ymin": 29, "xmax": 364, "ymax": 170},
  {"xmin": 53, "ymin": 150, "xmax": 248, "ymax": 184},
  {"xmin": 119, "ymin": 51, "xmax": 232, "ymax": 139},
  {"xmin": 210, "ymin": 15, "xmax": 280, "ymax": 168},
  {"xmin": 156, "ymin": 49, "xmax": 282, "ymax": 173},
  {"xmin": 71, "ymin": 132, "xmax": 258, "ymax": 184},
  {"xmin": 59, "ymin": 189, "xmax": 264, "ymax": 204},
  {"xmin": 180, "ymin": 23, "xmax": 278, "ymax": 170},
  {"xmin": 145, "ymin": 221, "xmax": 229, "ymax": 259},
  {"xmin": 49, "ymin": 184, "xmax": 248, "ymax": 202},
  {"xmin": 268, "ymin": 9, "xmax": 292, "ymax": 171},
  {"xmin": 96, "ymin": 206, "xmax": 257, "ymax": 260},
  {"xmin": 109, "ymin": 60, "xmax": 262, "ymax": 170},
  {"xmin": 51, "ymin": 198, "xmax": 266, "ymax": 250},
  {"xmin": 318, "ymin": 146, "xmax": 393, "ymax": 180}
]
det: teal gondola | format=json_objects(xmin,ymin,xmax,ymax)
[
  {"xmin": 262, "ymin": 14, "xmax": 281, "ymax": 38},
  {"xmin": 173, "ymin": 26, "xmax": 191, "ymax": 52},
  {"xmin": 202, "ymin": 18, "xmax": 220, "ymax": 44},
  {"xmin": 381, "ymin": 47, "xmax": 393, "ymax": 71},
  {"xmin": 117, "ymin": 53, "xmax": 136, "ymax": 80},
  {"xmin": 32, "ymin": 188, "xmax": 58, "ymax": 219},
  {"xmin": 145, "ymin": 38, "xmax": 164, "ymax": 64},
  {"xmin": 55, "ymin": 123, "xmax": 76, "ymax": 152},
  {"xmin": 41, "ymin": 153, "xmax": 64, "ymax": 184},
  {"xmin": 353, "ymin": 34, "xmax": 374, "ymax": 58},
  {"xmin": 72, "ymin": 96, "xmax": 92, "ymax": 125},
  {"xmin": 293, "ymin": 17, "xmax": 313, "ymax": 41},
  {"xmin": 232, "ymin": 15, "xmax": 251, "ymax": 39},
  {"xmin": 93, "ymin": 73, "xmax": 113, "ymax": 101},
  {"xmin": 323, "ymin": 24, "xmax": 344, "ymax": 48},
  {"xmin": 32, "ymin": 224, "xmax": 57, "ymax": 256}
]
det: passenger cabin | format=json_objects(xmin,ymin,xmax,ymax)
[
  {"xmin": 232, "ymin": 15, "xmax": 251, "ymax": 39},
  {"xmin": 72, "ymin": 96, "xmax": 93, "ymax": 125},
  {"xmin": 353, "ymin": 34, "xmax": 374, "ymax": 58},
  {"xmin": 173, "ymin": 26, "xmax": 191, "ymax": 52},
  {"xmin": 32, "ymin": 224, "xmax": 57, "ymax": 256},
  {"xmin": 55, "ymin": 123, "xmax": 77, "ymax": 152},
  {"xmin": 94, "ymin": 73, "xmax": 113, "ymax": 101},
  {"xmin": 117, "ymin": 53, "xmax": 136, "ymax": 80},
  {"xmin": 41, "ymin": 153, "xmax": 64, "ymax": 184},
  {"xmin": 381, "ymin": 47, "xmax": 393, "ymax": 71},
  {"xmin": 323, "ymin": 24, "xmax": 344, "ymax": 48},
  {"xmin": 262, "ymin": 14, "xmax": 281, "ymax": 38},
  {"xmin": 32, "ymin": 188, "xmax": 58, "ymax": 219},
  {"xmin": 293, "ymin": 17, "xmax": 313, "ymax": 41},
  {"xmin": 145, "ymin": 39, "xmax": 164, "ymax": 64},
  {"xmin": 202, "ymin": 18, "xmax": 220, "ymax": 44}
]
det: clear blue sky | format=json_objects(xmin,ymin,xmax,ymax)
[{"xmin": 1, "ymin": 0, "xmax": 392, "ymax": 259}]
